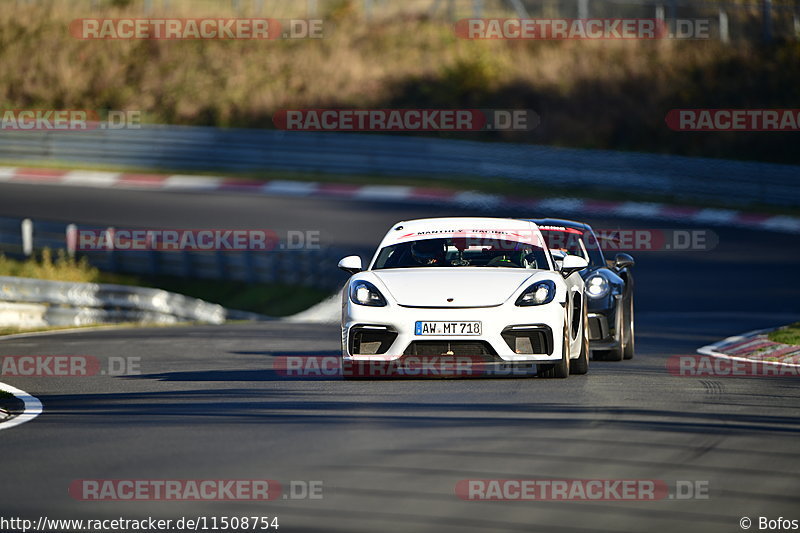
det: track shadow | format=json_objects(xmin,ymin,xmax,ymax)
[{"xmin": 27, "ymin": 387, "xmax": 800, "ymax": 436}]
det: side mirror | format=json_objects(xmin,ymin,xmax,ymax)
[
  {"xmin": 560, "ymin": 254, "xmax": 589, "ymax": 277},
  {"xmin": 613, "ymin": 253, "xmax": 635, "ymax": 270},
  {"xmin": 338, "ymin": 255, "xmax": 363, "ymax": 274}
]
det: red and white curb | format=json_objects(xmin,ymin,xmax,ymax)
[
  {"xmin": 698, "ymin": 328, "xmax": 800, "ymax": 368},
  {"xmin": 2, "ymin": 166, "xmax": 799, "ymax": 234},
  {"xmin": 0, "ymin": 381, "xmax": 43, "ymax": 431}
]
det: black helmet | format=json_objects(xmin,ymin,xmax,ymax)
[{"xmin": 411, "ymin": 239, "xmax": 447, "ymax": 265}]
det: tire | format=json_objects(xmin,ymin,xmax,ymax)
[
  {"xmin": 606, "ymin": 299, "xmax": 625, "ymax": 362},
  {"xmin": 540, "ymin": 319, "xmax": 570, "ymax": 378},
  {"xmin": 623, "ymin": 296, "xmax": 635, "ymax": 360},
  {"xmin": 570, "ymin": 306, "xmax": 589, "ymax": 375}
]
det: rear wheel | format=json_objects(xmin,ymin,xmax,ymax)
[
  {"xmin": 540, "ymin": 319, "xmax": 570, "ymax": 378},
  {"xmin": 570, "ymin": 306, "xmax": 589, "ymax": 375}
]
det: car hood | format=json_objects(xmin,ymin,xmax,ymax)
[{"xmin": 371, "ymin": 268, "xmax": 537, "ymax": 308}]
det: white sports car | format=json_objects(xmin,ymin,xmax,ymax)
[{"xmin": 338, "ymin": 217, "xmax": 590, "ymax": 378}]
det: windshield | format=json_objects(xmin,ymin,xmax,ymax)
[
  {"xmin": 372, "ymin": 237, "xmax": 550, "ymax": 270},
  {"xmin": 538, "ymin": 227, "xmax": 605, "ymax": 267}
]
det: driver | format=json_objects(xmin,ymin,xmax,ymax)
[{"xmin": 411, "ymin": 239, "xmax": 447, "ymax": 266}]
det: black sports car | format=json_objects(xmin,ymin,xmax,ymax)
[{"xmin": 530, "ymin": 218, "xmax": 635, "ymax": 361}]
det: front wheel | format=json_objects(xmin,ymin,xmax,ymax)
[
  {"xmin": 570, "ymin": 307, "xmax": 589, "ymax": 375},
  {"xmin": 604, "ymin": 299, "xmax": 626, "ymax": 361},
  {"xmin": 623, "ymin": 296, "xmax": 635, "ymax": 360},
  {"xmin": 540, "ymin": 320, "xmax": 570, "ymax": 378}
]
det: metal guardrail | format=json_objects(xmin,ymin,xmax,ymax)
[
  {"xmin": 0, "ymin": 125, "xmax": 798, "ymax": 206},
  {"xmin": 0, "ymin": 217, "xmax": 349, "ymax": 290},
  {"xmin": 0, "ymin": 276, "xmax": 226, "ymax": 322},
  {"xmin": 0, "ymin": 276, "xmax": 228, "ymax": 326}
]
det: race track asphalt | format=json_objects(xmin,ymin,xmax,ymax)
[{"xmin": 1, "ymin": 182, "xmax": 799, "ymax": 532}]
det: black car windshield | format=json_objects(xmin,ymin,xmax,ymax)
[
  {"xmin": 538, "ymin": 227, "xmax": 605, "ymax": 267},
  {"xmin": 372, "ymin": 238, "xmax": 550, "ymax": 270}
]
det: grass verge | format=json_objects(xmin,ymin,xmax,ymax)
[
  {"xmin": 768, "ymin": 323, "xmax": 800, "ymax": 346},
  {"xmin": 0, "ymin": 322, "xmax": 187, "ymax": 337}
]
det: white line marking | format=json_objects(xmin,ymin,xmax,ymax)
[
  {"xmin": 452, "ymin": 191, "xmax": 504, "ymax": 209},
  {"xmin": 612, "ymin": 202, "xmax": 664, "ymax": 218},
  {"xmin": 261, "ymin": 180, "xmax": 319, "ymax": 196},
  {"xmin": 355, "ymin": 185, "xmax": 413, "ymax": 201},
  {"xmin": 759, "ymin": 216, "xmax": 800, "ymax": 234},
  {"xmin": 163, "ymin": 175, "xmax": 224, "ymax": 189},
  {"xmin": 537, "ymin": 197, "xmax": 586, "ymax": 212},
  {"xmin": 692, "ymin": 208, "xmax": 738, "ymax": 224},
  {"xmin": 63, "ymin": 171, "xmax": 120, "ymax": 187},
  {"xmin": 0, "ymin": 167, "xmax": 17, "ymax": 181},
  {"xmin": 0, "ymin": 381, "xmax": 43, "ymax": 431}
]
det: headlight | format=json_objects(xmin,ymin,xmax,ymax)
[
  {"xmin": 349, "ymin": 280, "xmax": 387, "ymax": 307},
  {"xmin": 515, "ymin": 280, "xmax": 556, "ymax": 306},
  {"xmin": 586, "ymin": 274, "xmax": 609, "ymax": 298}
]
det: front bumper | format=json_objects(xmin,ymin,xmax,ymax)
[
  {"xmin": 587, "ymin": 295, "xmax": 621, "ymax": 348},
  {"xmin": 342, "ymin": 300, "xmax": 566, "ymax": 363}
]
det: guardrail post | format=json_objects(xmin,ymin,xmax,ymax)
[
  {"xmin": 578, "ymin": 0, "xmax": 588, "ymax": 20},
  {"xmin": 472, "ymin": 0, "xmax": 483, "ymax": 18},
  {"xmin": 795, "ymin": 9, "xmax": 800, "ymax": 38},
  {"xmin": 508, "ymin": 0, "xmax": 530, "ymax": 18},
  {"xmin": 106, "ymin": 226, "xmax": 118, "ymax": 272},
  {"xmin": 655, "ymin": 5, "xmax": 665, "ymax": 33},
  {"xmin": 66, "ymin": 224, "xmax": 77, "ymax": 259},
  {"xmin": 21, "ymin": 219, "xmax": 33, "ymax": 257},
  {"xmin": 719, "ymin": 9, "xmax": 729, "ymax": 43}
]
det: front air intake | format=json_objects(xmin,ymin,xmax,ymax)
[
  {"xmin": 501, "ymin": 325, "xmax": 553, "ymax": 355},
  {"xmin": 349, "ymin": 326, "xmax": 398, "ymax": 355}
]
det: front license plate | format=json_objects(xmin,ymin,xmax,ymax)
[{"xmin": 415, "ymin": 321, "xmax": 482, "ymax": 336}]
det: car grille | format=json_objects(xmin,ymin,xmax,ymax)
[
  {"xmin": 403, "ymin": 341, "xmax": 497, "ymax": 357},
  {"xmin": 501, "ymin": 326, "xmax": 553, "ymax": 355}
]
